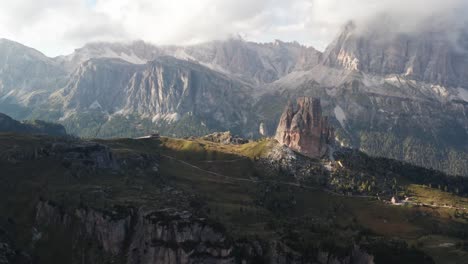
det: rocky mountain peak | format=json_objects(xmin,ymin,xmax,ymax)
[
  {"xmin": 54, "ymin": 37, "xmax": 321, "ymax": 85},
  {"xmin": 275, "ymin": 97, "xmax": 334, "ymax": 159},
  {"xmin": 0, "ymin": 38, "xmax": 65, "ymax": 95},
  {"xmin": 322, "ymin": 18, "xmax": 468, "ymax": 87}
]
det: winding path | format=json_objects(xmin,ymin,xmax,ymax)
[
  {"xmin": 161, "ymin": 154, "xmax": 467, "ymax": 211},
  {"xmin": 161, "ymin": 154, "xmax": 374, "ymax": 198}
]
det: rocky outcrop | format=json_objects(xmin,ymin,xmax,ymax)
[
  {"xmin": 201, "ymin": 132, "xmax": 248, "ymax": 145},
  {"xmin": 34, "ymin": 201, "xmax": 374, "ymax": 264},
  {"xmin": 127, "ymin": 209, "xmax": 232, "ymax": 264},
  {"xmin": 255, "ymin": 141, "xmax": 328, "ymax": 183},
  {"xmin": 316, "ymin": 246, "xmax": 374, "ymax": 264},
  {"xmin": 259, "ymin": 122, "xmax": 268, "ymax": 137},
  {"xmin": 34, "ymin": 201, "xmax": 233, "ymax": 264},
  {"xmin": 0, "ymin": 136, "xmax": 160, "ymax": 175},
  {"xmin": 275, "ymin": 97, "xmax": 334, "ymax": 159},
  {"xmin": 0, "ymin": 139, "xmax": 116, "ymax": 168},
  {"xmin": 51, "ymin": 142, "xmax": 119, "ymax": 170}
]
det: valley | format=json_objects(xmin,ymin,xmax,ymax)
[
  {"xmin": 1, "ymin": 1, "xmax": 468, "ymax": 263},
  {"xmin": 0, "ymin": 128, "xmax": 467, "ymax": 263}
]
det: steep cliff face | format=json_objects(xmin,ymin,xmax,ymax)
[
  {"xmin": 35, "ymin": 202, "xmax": 234, "ymax": 264},
  {"xmin": 56, "ymin": 58, "xmax": 143, "ymax": 112},
  {"xmin": 55, "ymin": 38, "xmax": 321, "ymax": 85},
  {"xmin": 183, "ymin": 38, "xmax": 321, "ymax": 85},
  {"xmin": 275, "ymin": 97, "xmax": 334, "ymax": 159},
  {"xmin": 0, "ymin": 39, "xmax": 66, "ymax": 98},
  {"xmin": 51, "ymin": 56, "xmax": 254, "ymax": 137},
  {"xmin": 123, "ymin": 57, "xmax": 253, "ymax": 124},
  {"xmin": 322, "ymin": 20, "xmax": 468, "ymax": 87},
  {"xmin": 34, "ymin": 201, "xmax": 375, "ymax": 264}
]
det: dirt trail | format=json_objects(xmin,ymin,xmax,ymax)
[
  {"xmin": 162, "ymin": 154, "xmax": 467, "ymax": 211},
  {"xmin": 161, "ymin": 154, "xmax": 374, "ymax": 198}
]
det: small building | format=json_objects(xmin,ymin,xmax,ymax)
[
  {"xmin": 136, "ymin": 133, "xmax": 160, "ymax": 140},
  {"xmin": 149, "ymin": 133, "xmax": 160, "ymax": 139}
]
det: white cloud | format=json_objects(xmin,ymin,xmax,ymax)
[{"xmin": 0, "ymin": 0, "xmax": 467, "ymax": 56}]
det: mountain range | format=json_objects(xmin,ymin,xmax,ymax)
[{"xmin": 0, "ymin": 17, "xmax": 467, "ymax": 176}]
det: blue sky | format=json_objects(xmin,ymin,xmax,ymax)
[{"xmin": 86, "ymin": 0, "xmax": 97, "ymax": 7}]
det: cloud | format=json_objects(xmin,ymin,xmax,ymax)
[
  {"xmin": 0, "ymin": 0, "xmax": 115, "ymax": 56},
  {"xmin": 0, "ymin": 0, "xmax": 467, "ymax": 56}
]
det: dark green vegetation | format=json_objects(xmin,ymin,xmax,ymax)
[
  {"xmin": 0, "ymin": 131, "xmax": 467, "ymax": 263},
  {"xmin": 0, "ymin": 113, "xmax": 66, "ymax": 136},
  {"xmin": 357, "ymin": 131, "xmax": 468, "ymax": 179},
  {"xmin": 64, "ymin": 112, "xmax": 215, "ymax": 139},
  {"xmin": 25, "ymin": 110, "xmax": 236, "ymax": 140},
  {"xmin": 334, "ymin": 149, "xmax": 468, "ymax": 197}
]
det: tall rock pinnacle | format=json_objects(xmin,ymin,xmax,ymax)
[{"xmin": 275, "ymin": 97, "xmax": 334, "ymax": 158}]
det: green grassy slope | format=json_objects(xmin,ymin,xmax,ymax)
[
  {"xmin": 0, "ymin": 134, "xmax": 467, "ymax": 263},
  {"xmin": 157, "ymin": 137, "xmax": 468, "ymax": 263}
]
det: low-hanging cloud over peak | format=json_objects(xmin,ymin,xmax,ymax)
[{"xmin": 0, "ymin": 0, "xmax": 467, "ymax": 56}]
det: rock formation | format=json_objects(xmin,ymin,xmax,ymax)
[
  {"xmin": 57, "ymin": 38, "xmax": 321, "ymax": 85},
  {"xmin": 322, "ymin": 20, "xmax": 468, "ymax": 87},
  {"xmin": 52, "ymin": 56, "xmax": 255, "ymax": 136},
  {"xmin": 35, "ymin": 201, "xmax": 233, "ymax": 264},
  {"xmin": 34, "ymin": 200, "xmax": 374, "ymax": 264},
  {"xmin": 0, "ymin": 38, "xmax": 65, "ymax": 95},
  {"xmin": 275, "ymin": 97, "xmax": 334, "ymax": 159},
  {"xmin": 259, "ymin": 122, "xmax": 268, "ymax": 137},
  {"xmin": 201, "ymin": 131, "xmax": 248, "ymax": 145}
]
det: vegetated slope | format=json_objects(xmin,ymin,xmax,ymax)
[
  {"xmin": 0, "ymin": 112, "xmax": 66, "ymax": 136},
  {"xmin": 0, "ymin": 132, "xmax": 467, "ymax": 263}
]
